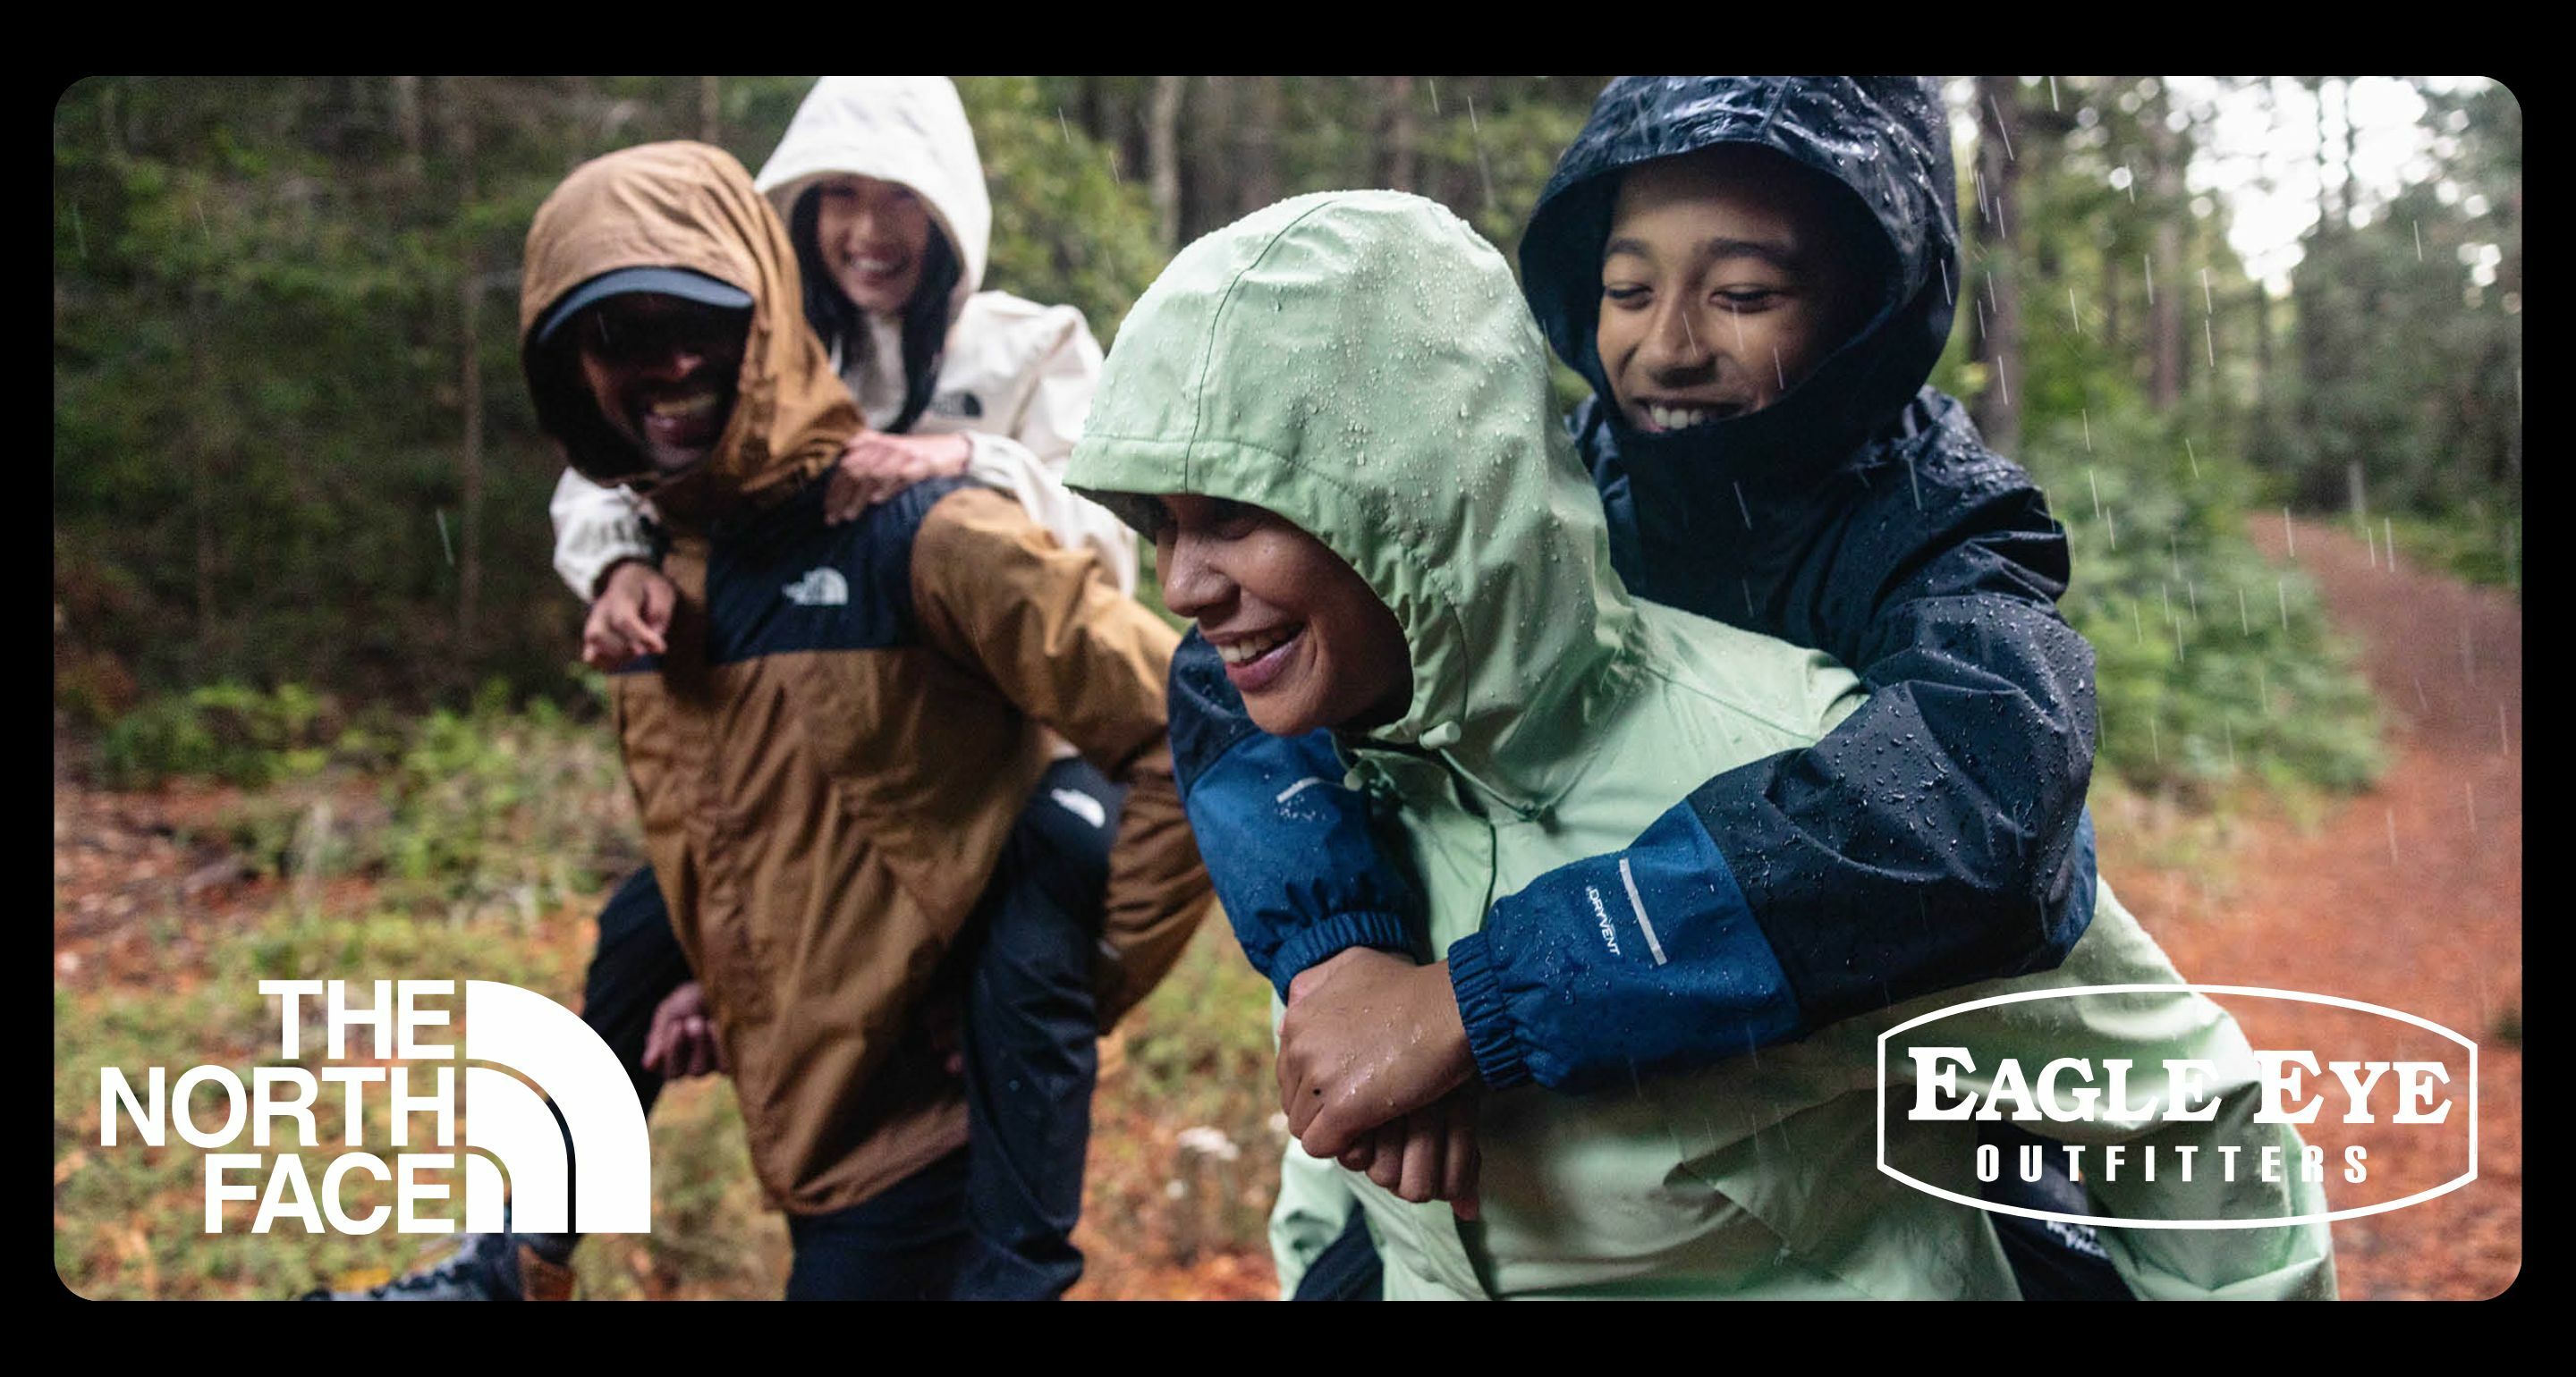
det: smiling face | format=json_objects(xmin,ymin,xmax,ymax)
[
  {"xmin": 1150, "ymin": 494, "xmax": 1411, "ymax": 738},
  {"xmin": 810, "ymin": 174, "xmax": 934, "ymax": 317},
  {"xmin": 572, "ymin": 292, "xmax": 751, "ymax": 477},
  {"xmin": 1596, "ymin": 146, "xmax": 1872, "ymax": 435}
]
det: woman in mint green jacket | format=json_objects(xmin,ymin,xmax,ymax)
[{"xmin": 1066, "ymin": 190, "xmax": 2334, "ymax": 1300}]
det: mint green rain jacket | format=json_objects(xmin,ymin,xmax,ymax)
[{"xmin": 1068, "ymin": 191, "xmax": 2335, "ymax": 1301}]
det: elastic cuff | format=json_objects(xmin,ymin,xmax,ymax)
[
  {"xmin": 1270, "ymin": 909, "xmax": 1413, "ymax": 1001},
  {"xmin": 1445, "ymin": 931, "xmax": 1530, "ymax": 1091}
]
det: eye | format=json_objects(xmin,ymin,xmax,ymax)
[
  {"xmin": 1716, "ymin": 289, "xmax": 1783, "ymax": 312},
  {"xmin": 1602, "ymin": 283, "xmax": 1649, "ymax": 308},
  {"xmin": 1207, "ymin": 498, "xmax": 1263, "ymax": 538}
]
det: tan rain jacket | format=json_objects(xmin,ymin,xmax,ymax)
[{"xmin": 519, "ymin": 142, "xmax": 1208, "ymax": 1215}]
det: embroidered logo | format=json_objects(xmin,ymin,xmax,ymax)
[
  {"xmin": 1050, "ymin": 788, "xmax": 1106, "ymax": 829},
  {"xmin": 783, "ymin": 567, "xmax": 849, "ymax": 607},
  {"xmin": 928, "ymin": 389, "xmax": 984, "ymax": 419}
]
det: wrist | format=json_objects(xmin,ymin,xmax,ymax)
[
  {"xmin": 593, "ymin": 556, "xmax": 650, "ymax": 600},
  {"xmin": 1445, "ymin": 932, "xmax": 1531, "ymax": 1090},
  {"xmin": 1422, "ymin": 959, "xmax": 1476, "ymax": 1093}
]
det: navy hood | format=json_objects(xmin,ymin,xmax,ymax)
[{"xmin": 1520, "ymin": 76, "xmax": 1960, "ymax": 489}]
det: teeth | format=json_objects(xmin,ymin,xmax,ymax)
[
  {"xmin": 1647, "ymin": 404, "xmax": 1716, "ymax": 431},
  {"xmin": 853, "ymin": 258, "xmax": 899, "ymax": 274},
  {"xmin": 1216, "ymin": 629, "xmax": 1294, "ymax": 664},
  {"xmin": 648, "ymin": 393, "xmax": 718, "ymax": 419}
]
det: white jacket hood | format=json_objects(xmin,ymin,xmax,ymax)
[{"xmin": 754, "ymin": 76, "xmax": 992, "ymax": 329}]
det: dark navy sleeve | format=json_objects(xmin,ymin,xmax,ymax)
[
  {"xmin": 1169, "ymin": 629, "xmax": 1418, "ymax": 999},
  {"xmin": 1448, "ymin": 457, "xmax": 2099, "ymax": 1093}
]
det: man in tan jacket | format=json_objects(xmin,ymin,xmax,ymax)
[{"xmin": 514, "ymin": 141, "xmax": 1206, "ymax": 1298}]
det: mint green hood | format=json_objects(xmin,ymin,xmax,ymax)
[{"xmin": 1068, "ymin": 191, "xmax": 1638, "ymax": 812}]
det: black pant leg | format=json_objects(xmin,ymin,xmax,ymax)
[
  {"xmin": 580, "ymin": 865, "xmax": 694, "ymax": 1121},
  {"xmin": 784, "ymin": 1149, "xmax": 972, "ymax": 1301},
  {"xmin": 950, "ymin": 757, "xmax": 1125, "ymax": 1301},
  {"xmin": 1979, "ymin": 1120, "xmax": 2137, "ymax": 1300},
  {"xmin": 1291, "ymin": 1208, "xmax": 1384, "ymax": 1301}
]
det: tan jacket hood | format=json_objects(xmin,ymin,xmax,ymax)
[
  {"xmin": 519, "ymin": 140, "xmax": 859, "ymax": 528},
  {"xmin": 754, "ymin": 77, "xmax": 991, "ymax": 329}
]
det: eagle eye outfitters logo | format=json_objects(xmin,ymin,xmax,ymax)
[
  {"xmin": 97, "ymin": 980, "xmax": 650, "ymax": 1236},
  {"xmin": 1876, "ymin": 984, "xmax": 2478, "ymax": 1229}
]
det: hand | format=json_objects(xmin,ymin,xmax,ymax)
[
  {"xmin": 1277, "ymin": 947, "xmax": 1476, "ymax": 1164},
  {"xmin": 922, "ymin": 991, "xmax": 966, "ymax": 1078},
  {"xmin": 1336, "ymin": 1086, "xmax": 1483, "ymax": 1219},
  {"xmin": 825, "ymin": 431, "xmax": 973, "ymax": 523},
  {"xmin": 583, "ymin": 561, "xmax": 676, "ymax": 671},
  {"xmin": 641, "ymin": 981, "xmax": 726, "ymax": 1080}
]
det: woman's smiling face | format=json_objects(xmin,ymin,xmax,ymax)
[
  {"xmin": 810, "ymin": 174, "xmax": 933, "ymax": 317},
  {"xmin": 1149, "ymin": 494, "xmax": 1411, "ymax": 738}
]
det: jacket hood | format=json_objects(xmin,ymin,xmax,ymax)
[
  {"xmin": 1520, "ymin": 76, "xmax": 1961, "ymax": 486},
  {"xmin": 519, "ymin": 141, "xmax": 859, "ymax": 528},
  {"xmin": 1068, "ymin": 191, "xmax": 1640, "ymax": 814},
  {"xmin": 755, "ymin": 76, "xmax": 991, "ymax": 331}
]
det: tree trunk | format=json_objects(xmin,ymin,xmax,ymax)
[
  {"xmin": 1235, "ymin": 76, "xmax": 1281, "ymax": 215},
  {"xmin": 393, "ymin": 77, "xmax": 424, "ymax": 187},
  {"xmin": 1378, "ymin": 75, "xmax": 1419, "ymax": 192},
  {"xmin": 1969, "ymin": 76, "xmax": 2021, "ymax": 457},
  {"xmin": 1147, "ymin": 75, "xmax": 1183, "ymax": 250},
  {"xmin": 190, "ymin": 290, "xmax": 216, "ymax": 640},
  {"xmin": 442, "ymin": 79, "xmax": 484, "ymax": 658},
  {"xmin": 1079, "ymin": 76, "xmax": 1111, "ymax": 147},
  {"xmin": 2253, "ymin": 279, "xmax": 2273, "ymax": 395},
  {"xmin": 1183, "ymin": 76, "xmax": 1236, "ymax": 243},
  {"xmin": 2148, "ymin": 86, "xmax": 2183, "ymax": 410},
  {"xmin": 2101, "ymin": 251, "xmax": 2121, "ymax": 355}
]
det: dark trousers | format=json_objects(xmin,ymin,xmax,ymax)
[
  {"xmin": 1978, "ymin": 1121, "xmax": 2136, "ymax": 1301},
  {"xmin": 580, "ymin": 757, "xmax": 1124, "ymax": 1300}
]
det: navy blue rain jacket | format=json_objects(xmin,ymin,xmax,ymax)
[{"xmin": 1173, "ymin": 75, "xmax": 2098, "ymax": 1092}]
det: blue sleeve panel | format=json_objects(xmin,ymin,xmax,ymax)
[
  {"xmin": 1452, "ymin": 801, "xmax": 2096, "ymax": 1093},
  {"xmin": 1168, "ymin": 629, "xmax": 1419, "ymax": 998}
]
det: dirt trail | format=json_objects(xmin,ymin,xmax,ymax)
[{"xmin": 2104, "ymin": 519, "xmax": 2521, "ymax": 1299}]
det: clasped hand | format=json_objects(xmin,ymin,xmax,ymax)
[{"xmin": 1277, "ymin": 947, "xmax": 1482, "ymax": 1217}]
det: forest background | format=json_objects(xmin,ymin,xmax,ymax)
[{"xmin": 52, "ymin": 76, "xmax": 2522, "ymax": 1300}]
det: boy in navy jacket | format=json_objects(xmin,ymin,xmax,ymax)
[{"xmin": 1170, "ymin": 77, "xmax": 2109, "ymax": 1297}]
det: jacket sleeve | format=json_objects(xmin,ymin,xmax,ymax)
[
  {"xmin": 548, "ymin": 468, "xmax": 661, "ymax": 600},
  {"xmin": 960, "ymin": 305, "xmax": 1140, "ymax": 596},
  {"xmin": 1448, "ymin": 471, "xmax": 2100, "ymax": 1093},
  {"xmin": 909, "ymin": 486, "xmax": 1212, "ymax": 1028},
  {"xmin": 1169, "ymin": 629, "xmax": 1419, "ymax": 1000}
]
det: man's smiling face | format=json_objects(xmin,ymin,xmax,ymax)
[
  {"xmin": 572, "ymin": 292, "xmax": 752, "ymax": 477},
  {"xmin": 1595, "ymin": 145, "xmax": 1874, "ymax": 435}
]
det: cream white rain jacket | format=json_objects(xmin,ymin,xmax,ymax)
[{"xmin": 548, "ymin": 75, "xmax": 1136, "ymax": 600}]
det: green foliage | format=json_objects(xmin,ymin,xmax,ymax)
[
  {"xmin": 958, "ymin": 77, "xmax": 1165, "ymax": 342},
  {"xmin": 2021, "ymin": 405, "xmax": 2384, "ymax": 796},
  {"xmin": 207, "ymin": 681, "xmax": 637, "ymax": 921},
  {"xmin": 2385, "ymin": 509, "xmax": 2521, "ymax": 596},
  {"xmin": 99, "ymin": 682, "xmax": 336, "ymax": 789}
]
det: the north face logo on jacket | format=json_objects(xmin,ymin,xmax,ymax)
[
  {"xmin": 928, "ymin": 389, "xmax": 984, "ymax": 419},
  {"xmin": 783, "ymin": 567, "xmax": 850, "ymax": 606}
]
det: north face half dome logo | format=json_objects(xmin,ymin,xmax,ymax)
[{"xmin": 784, "ymin": 568, "xmax": 849, "ymax": 607}]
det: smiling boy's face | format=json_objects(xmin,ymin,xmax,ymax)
[{"xmin": 1596, "ymin": 145, "xmax": 1876, "ymax": 435}]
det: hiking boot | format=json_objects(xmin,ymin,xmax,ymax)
[{"xmin": 301, "ymin": 1231, "xmax": 577, "ymax": 1301}]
